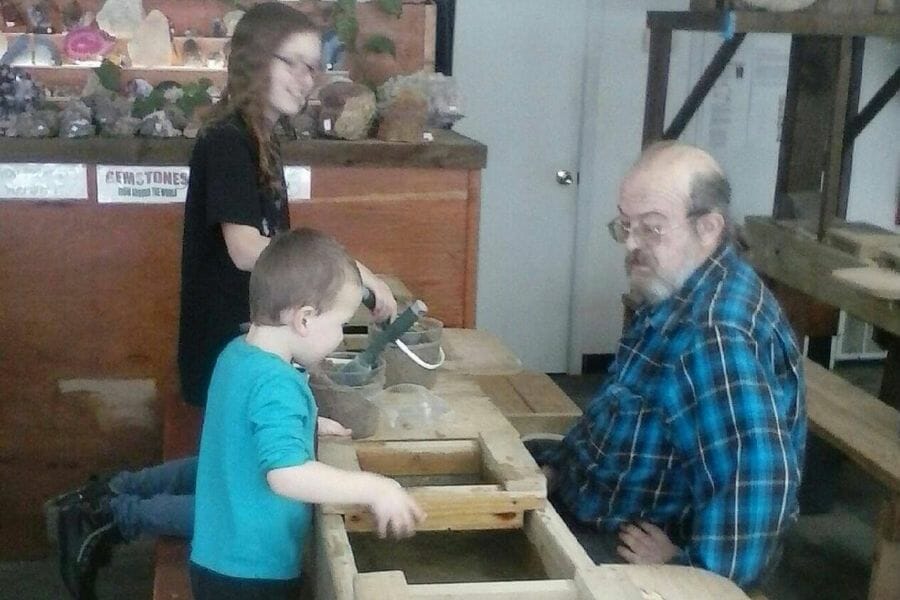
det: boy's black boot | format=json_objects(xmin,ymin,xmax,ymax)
[
  {"xmin": 45, "ymin": 474, "xmax": 114, "ymax": 546},
  {"xmin": 56, "ymin": 497, "xmax": 120, "ymax": 600}
]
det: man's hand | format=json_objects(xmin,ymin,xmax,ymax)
[
  {"xmin": 317, "ymin": 416, "xmax": 352, "ymax": 437},
  {"xmin": 367, "ymin": 477, "xmax": 426, "ymax": 539},
  {"xmin": 364, "ymin": 276, "xmax": 397, "ymax": 322},
  {"xmin": 617, "ymin": 521, "xmax": 679, "ymax": 564}
]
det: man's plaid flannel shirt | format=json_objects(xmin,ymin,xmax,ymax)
[{"xmin": 549, "ymin": 242, "xmax": 806, "ymax": 587}]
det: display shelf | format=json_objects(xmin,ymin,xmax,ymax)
[{"xmin": 0, "ymin": 129, "xmax": 487, "ymax": 170}]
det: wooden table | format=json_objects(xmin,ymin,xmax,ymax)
[{"xmin": 343, "ymin": 327, "xmax": 583, "ymax": 436}]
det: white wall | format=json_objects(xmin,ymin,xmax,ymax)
[{"xmin": 572, "ymin": 5, "xmax": 900, "ymax": 358}]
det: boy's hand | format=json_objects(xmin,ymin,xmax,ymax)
[
  {"xmin": 617, "ymin": 521, "xmax": 679, "ymax": 564},
  {"xmin": 317, "ymin": 416, "xmax": 352, "ymax": 437},
  {"xmin": 368, "ymin": 477, "xmax": 426, "ymax": 539}
]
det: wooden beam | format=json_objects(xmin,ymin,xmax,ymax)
[
  {"xmin": 506, "ymin": 372, "xmax": 581, "ymax": 415},
  {"xmin": 479, "ymin": 432, "xmax": 546, "ymax": 494},
  {"xmin": 524, "ymin": 508, "xmax": 594, "ymax": 581},
  {"xmin": 647, "ymin": 11, "xmax": 900, "ymax": 36},
  {"xmin": 464, "ymin": 171, "xmax": 481, "ymax": 328},
  {"xmin": 575, "ymin": 567, "xmax": 645, "ymax": 600},
  {"xmin": 744, "ymin": 217, "xmax": 900, "ymax": 336},
  {"xmin": 440, "ymin": 329, "xmax": 523, "ymax": 376},
  {"xmin": 773, "ymin": 36, "xmax": 804, "ymax": 216},
  {"xmin": 507, "ymin": 414, "xmax": 580, "ymax": 437},
  {"xmin": 818, "ymin": 36, "xmax": 855, "ymax": 240},
  {"xmin": 837, "ymin": 37, "xmax": 866, "ymax": 219},
  {"xmin": 869, "ymin": 497, "xmax": 900, "ymax": 600},
  {"xmin": 0, "ymin": 129, "xmax": 488, "ymax": 169},
  {"xmin": 318, "ymin": 440, "xmax": 362, "ymax": 472},
  {"xmin": 848, "ymin": 65, "xmax": 900, "ymax": 141},
  {"xmin": 408, "ymin": 580, "xmax": 578, "ymax": 600},
  {"xmin": 642, "ymin": 27, "xmax": 672, "ymax": 147},
  {"xmin": 326, "ymin": 485, "xmax": 545, "ymax": 530},
  {"xmin": 355, "ymin": 571, "xmax": 410, "ymax": 600},
  {"xmin": 342, "ymin": 509, "xmax": 525, "ymax": 533},
  {"xmin": 578, "ymin": 565, "xmax": 750, "ymax": 600},
  {"xmin": 664, "ymin": 34, "xmax": 746, "ymax": 140},
  {"xmin": 354, "ymin": 440, "xmax": 482, "ymax": 476},
  {"xmin": 315, "ymin": 512, "xmax": 358, "ymax": 600}
]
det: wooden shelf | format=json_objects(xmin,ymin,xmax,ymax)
[
  {"xmin": 2, "ymin": 32, "xmax": 228, "ymax": 87},
  {"xmin": 0, "ymin": 129, "xmax": 488, "ymax": 170},
  {"xmin": 648, "ymin": 11, "xmax": 900, "ymax": 37},
  {"xmin": 743, "ymin": 216, "xmax": 900, "ymax": 338}
]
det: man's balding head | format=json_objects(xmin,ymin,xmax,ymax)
[
  {"xmin": 627, "ymin": 142, "xmax": 731, "ymax": 232},
  {"xmin": 615, "ymin": 142, "xmax": 732, "ymax": 304}
]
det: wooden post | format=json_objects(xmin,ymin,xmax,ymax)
[
  {"xmin": 664, "ymin": 34, "xmax": 746, "ymax": 140},
  {"xmin": 869, "ymin": 496, "xmax": 900, "ymax": 600},
  {"xmin": 818, "ymin": 36, "xmax": 855, "ymax": 240},
  {"xmin": 642, "ymin": 26, "xmax": 672, "ymax": 147}
]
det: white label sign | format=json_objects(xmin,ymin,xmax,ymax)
[
  {"xmin": 97, "ymin": 165, "xmax": 190, "ymax": 204},
  {"xmin": 0, "ymin": 163, "xmax": 88, "ymax": 200},
  {"xmin": 285, "ymin": 166, "xmax": 311, "ymax": 202}
]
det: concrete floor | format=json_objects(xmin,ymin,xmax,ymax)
[{"xmin": 0, "ymin": 361, "xmax": 886, "ymax": 599}]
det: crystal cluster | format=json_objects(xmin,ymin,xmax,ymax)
[{"xmin": 0, "ymin": 65, "xmax": 43, "ymax": 119}]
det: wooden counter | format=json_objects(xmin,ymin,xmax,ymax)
[{"xmin": 0, "ymin": 130, "xmax": 486, "ymax": 558}]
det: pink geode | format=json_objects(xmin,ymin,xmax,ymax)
[{"xmin": 64, "ymin": 26, "xmax": 117, "ymax": 61}]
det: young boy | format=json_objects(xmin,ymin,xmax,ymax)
[{"xmin": 190, "ymin": 228, "xmax": 424, "ymax": 599}]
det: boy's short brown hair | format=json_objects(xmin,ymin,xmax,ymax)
[{"xmin": 250, "ymin": 228, "xmax": 361, "ymax": 325}]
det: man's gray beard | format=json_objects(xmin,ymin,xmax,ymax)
[
  {"xmin": 630, "ymin": 276, "xmax": 675, "ymax": 305},
  {"xmin": 628, "ymin": 262, "xmax": 698, "ymax": 305}
]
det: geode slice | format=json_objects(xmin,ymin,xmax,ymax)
[{"xmin": 64, "ymin": 26, "xmax": 117, "ymax": 62}]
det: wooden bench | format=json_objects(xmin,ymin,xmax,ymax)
[{"xmin": 804, "ymin": 358, "xmax": 900, "ymax": 600}]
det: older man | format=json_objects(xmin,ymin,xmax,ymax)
[{"xmin": 533, "ymin": 142, "xmax": 805, "ymax": 588}]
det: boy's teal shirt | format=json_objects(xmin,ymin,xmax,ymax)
[{"xmin": 191, "ymin": 336, "xmax": 318, "ymax": 580}]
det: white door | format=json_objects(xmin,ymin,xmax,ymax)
[{"xmin": 453, "ymin": 0, "xmax": 589, "ymax": 372}]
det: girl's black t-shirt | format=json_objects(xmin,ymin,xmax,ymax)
[{"xmin": 177, "ymin": 114, "xmax": 289, "ymax": 407}]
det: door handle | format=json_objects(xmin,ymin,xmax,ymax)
[{"xmin": 556, "ymin": 170, "xmax": 575, "ymax": 185}]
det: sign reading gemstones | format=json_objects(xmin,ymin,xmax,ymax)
[
  {"xmin": 96, "ymin": 165, "xmax": 311, "ymax": 203},
  {"xmin": 97, "ymin": 165, "xmax": 190, "ymax": 203},
  {"xmin": 0, "ymin": 163, "xmax": 88, "ymax": 200}
]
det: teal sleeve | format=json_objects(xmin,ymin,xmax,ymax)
[{"xmin": 247, "ymin": 376, "xmax": 315, "ymax": 471}]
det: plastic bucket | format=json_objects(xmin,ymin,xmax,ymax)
[
  {"xmin": 369, "ymin": 317, "xmax": 444, "ymax": 389},
  {"xmin": 308, "ymin": 353, "xmax": 385, "ymax": 439}
]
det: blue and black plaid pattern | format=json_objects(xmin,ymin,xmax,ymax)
[{"xmin": 551, "ymin": 243, "xmax": 806, "ymax": 586}]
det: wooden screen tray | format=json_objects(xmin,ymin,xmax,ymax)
[
  {"xmin": 318, "ymin": 433, "xmax": 546, "ymax": 532},
  {"xmin": 315, "ymin": 501, "xmax": 596, "ymax": 600},
  {"xmin": 315, "ymin": 503, "xmax": 751, "ymax": 600}
]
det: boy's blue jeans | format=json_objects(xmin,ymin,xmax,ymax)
[{"xmin": 108, "ymin": 456, "xmax": 197, "ymax": 541}]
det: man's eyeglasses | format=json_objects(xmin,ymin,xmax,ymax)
[
  {"xmin": 272, "ymin": 53, "xmax": 319, "ymax": 77},
  {"xmin": 607, "ymin": 209, "xmax": 709, "ymax": 245}
]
